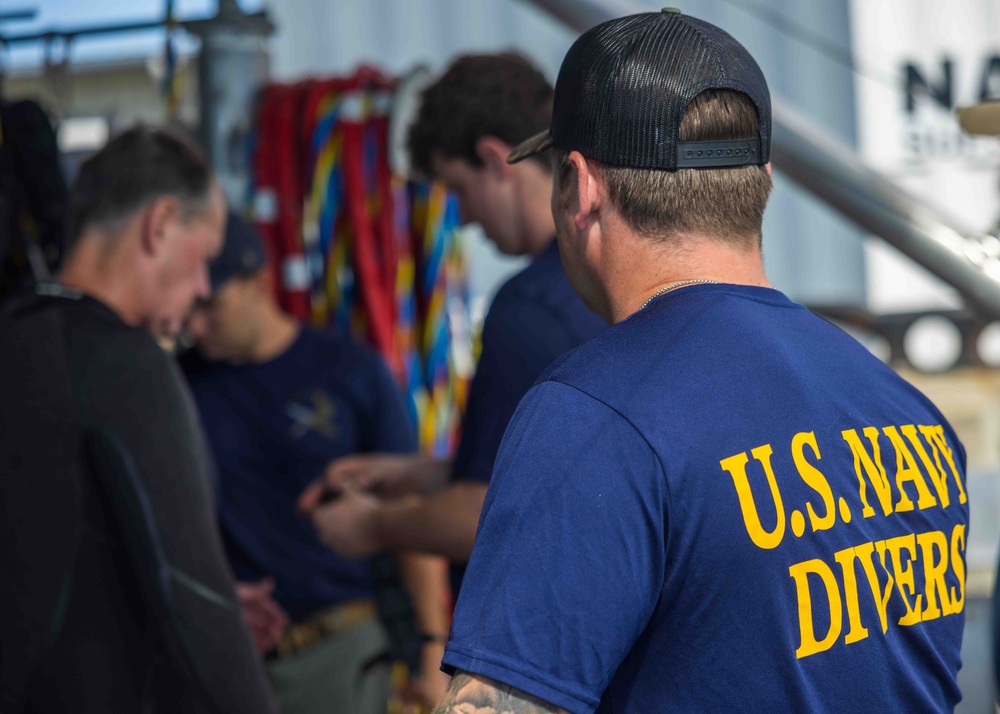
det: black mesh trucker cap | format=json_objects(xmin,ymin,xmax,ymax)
[{"xmin": 507, "ymin": 8, "xmax": 771, "ymax": 170}]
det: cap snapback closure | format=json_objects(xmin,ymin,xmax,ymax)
[{"xmin": 675, "ymin": 139, "xmax": 761, "ymax": 168}]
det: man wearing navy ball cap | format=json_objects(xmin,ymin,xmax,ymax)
[
  {"xmin": 434, "ymin": 10, "xmax": 968, "ymax": 713},
  {"xmin": 186, "ymin": 212, "xmax": 450, "ymax": 713}
]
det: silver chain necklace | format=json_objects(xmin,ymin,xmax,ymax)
[{"xmin": 639, "ymin": 279, "xmax": 720, "ymax": 311}]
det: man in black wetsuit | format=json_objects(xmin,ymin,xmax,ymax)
[{"xmin": 0, "ymin": 126, "xmax": 276, "ymax": 713}]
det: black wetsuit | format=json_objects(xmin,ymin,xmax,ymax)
[{"xmin": 0, "ymin": 286, "xmax": 275, "ymax": 713}]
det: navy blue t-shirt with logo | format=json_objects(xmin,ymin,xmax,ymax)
[
  {"xmin": 191, "ymin": 327, "xmax": 415, "ymax": 620},
  {"xmin": 449, "ymin": 239, "xmax": 606, "ymax": 591},
  {"xmin": 444, "ymin": 284, "xmax": 968, "ymax": 714}
]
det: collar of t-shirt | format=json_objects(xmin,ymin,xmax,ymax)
[{"xmin": 636, "ymin": 282, "xmax": 788, "ymax": 317}]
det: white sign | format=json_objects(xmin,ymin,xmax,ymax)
[{"xmin": 850, "ymin": 0, "xmax": 1000, "ymax": 312}]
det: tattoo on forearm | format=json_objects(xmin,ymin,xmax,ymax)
[{"xmin": 432, "ymin": 671, "xmax": 565, "ymax": 714}]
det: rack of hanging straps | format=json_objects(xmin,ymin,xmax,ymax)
[{"xmin": 249, "ymin": 67, "xmax": 470, "ymax": 458}]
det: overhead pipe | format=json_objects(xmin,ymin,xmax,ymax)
[
  {"xmin": 519, "ymin": 0, "xmax": 1000, "ymax": 317},
  {"xmin": 770, "ymin": 99, "xmax": 1000, "ymax": 316},
  {"xmin": 0, "ymin": 10, "xmax": 271, "ymax": 46}
]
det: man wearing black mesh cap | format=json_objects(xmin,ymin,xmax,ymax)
[{"xmin": 432, "ymin": 10, "xmax": 968, "ymax": 714}]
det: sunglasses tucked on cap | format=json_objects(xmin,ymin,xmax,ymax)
[
  {"xmin": 508, "ymin": 8, "xmax": 771, "ymax": 171},
  {"xmin": 956, "ymin": 100, "xmax": 1000, "ymax": 136}
]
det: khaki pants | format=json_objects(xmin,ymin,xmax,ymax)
[{"xmin": 266, "ymin": 618, "xmax": 391, "ymax": 714}]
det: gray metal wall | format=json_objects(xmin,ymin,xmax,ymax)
[{"xmin": 265, "ymin": 0, "xmax": 866, "ymax": 305}]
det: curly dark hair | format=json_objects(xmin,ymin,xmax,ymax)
[{"xmin": 407, "ymin": 52, "xmax": 553, "ymax": 177}]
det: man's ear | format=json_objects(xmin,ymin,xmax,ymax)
[
  {"xmin": 764, "ymin": 162, "xmax": 772, "ymax": 177},
  {"xmin": 570, "ymin": 151, "xmax": 601, "ymax": 231},
  {"xmin": 140, "ymin": 195, "xmax": 181, "ymax": 257},
  {"xmin": 474, "ymin": 136, "xmax": 514, "ymax": 180}
]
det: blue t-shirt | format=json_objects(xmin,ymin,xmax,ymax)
[
  {"xmin": 191, "ymin": 327, "xmax": 416, "ymax": 620},
  {"xmin": 444, "ymin": 284, "xmax": 968, "ymax": 714},
  {"xmin": 450, "ymin": 239, "xmax": 606, "ymax": 587}
]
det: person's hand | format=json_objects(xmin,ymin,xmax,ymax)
[
  {"xmin": 235, "ymin": 578, "xmax": 290, "ymax": 655},
  {"xmin": 397, "ymin": 641, "xmax": 450, "ymax": 713},
  {"xmin": 413, "ymin": 641, "xmax": 450, "ymax": 707},
  {"xmin": 324, "ymin": 453, "xmax": 445, "ymax": 500},
  {"xmin": 302, "ymin": 484, "xmax": 387, "ymax": 559}
]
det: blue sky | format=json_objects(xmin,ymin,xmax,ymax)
[{"xmin": 2, "ymin": 0, "xmax": 264, "ymax": 69}]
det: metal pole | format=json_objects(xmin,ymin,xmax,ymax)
[
  {"xmin": 771, "ymin": 99, "xmax": 1000, "ymax": 316},
  {"xmin": 186, "ymin": 3, "xmax": 273, "ymax": 206},
  {"xmin": 518, "ymin": 0, "xmax": 1000, "ymax": 317},
  {"xmin": 0, "ymin": 11, "xmax": 270, "ymax": 46},
  {"xmin": 0, "ymin": 10, "xmax": 37, "ymax": 23}
]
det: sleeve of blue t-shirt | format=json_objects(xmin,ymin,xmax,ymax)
[
  {"xmin": 442, "ymin": 380, "xmax": 668, "ymax": 714},
  {"xmin": 453, "ymin": 295, "xmax": 584, "ymax": 484},
  {"xmin": 362, "ymin": 347, "xmax": 418, "ymax": 455}
]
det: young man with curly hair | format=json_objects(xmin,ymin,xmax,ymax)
[{"xmin": 301, "ymin": 53, "xmax": 606, "ymax": 593}]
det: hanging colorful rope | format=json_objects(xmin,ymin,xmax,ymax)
[
  {"xmin": 443, "ymin": 204, "xmax": 470, "ymax": 453},
  {"xmin": 302, "ymin": 79, "xmax": 344, "ymax": 325},
  {"xmin": 252, "ymin": 81, "xmax": 312, "ymax": 319},
  {"xmin": 340, "ymin": 78, "xmax": 396, "ymax": 364},
  {"xmin": 249, "ymin": 69, "xmax": 470, "ymax": 456},
  {"xmin": 251, "ymin": 83, "xmax": 288, "ymax": 297},
  {"xmin": 419, "ymin": 182, "xmax": 453, "ymax": 456},
  {"xmin": 370, "ymin": 88, "xmax": 404, "ymax": 377},
  {"xmin": 396, "ymin": 180, "xmax": 427, "ymax": 435}
]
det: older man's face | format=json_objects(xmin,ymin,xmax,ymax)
[{"xmin": 149, "ymin": 186, "xmax": 227, "ymax": 338}]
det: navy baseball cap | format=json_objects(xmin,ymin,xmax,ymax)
[
  {"xmin": 210, "ymin": 211, "xmax": 267, "ymax": 290},
  {"xmin": 507, "ymin": 8, "xmax": 771, "ymax": 170}
]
